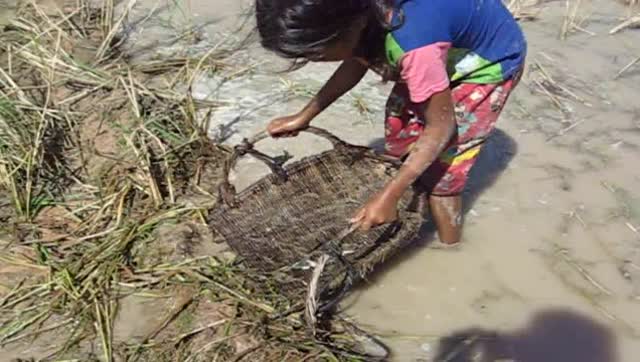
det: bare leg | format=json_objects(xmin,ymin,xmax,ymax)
[
  {"xmin": 407, "ymin": 188, "xmax": 430, "ymax": 218},
  {"xmin": 428, "ymin": 194, "xmax": 463, "ymax": 245}
]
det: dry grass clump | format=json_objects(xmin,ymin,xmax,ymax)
[
  {"xmin": 507, "ymin": 0, "xmax": 543, "ymax": 21},
  {"xmin": 619, "ymin": 0, "xmax": 639, "ymax": 6},
  {"xmin": 0, "ymin": 1, "xmax": 379, "ymax": 361}
]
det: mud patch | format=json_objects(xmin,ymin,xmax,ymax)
[{"xmin": 145, "ymin": 222, "xmax": 229, "ymax": 265}]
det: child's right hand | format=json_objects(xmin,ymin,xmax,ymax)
[{"xmin": 267, "ymin": 114, "xmax": 310, "ymax": 138}]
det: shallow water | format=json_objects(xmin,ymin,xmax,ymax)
[
  {"xmin": 159, "ymin": 1, "xmax": 640, "ymax": 360},
  {"xmin": 0, "ymin": 0, "xmax": 17, "ymax": 26},
  {"xmin": 6, "ymin": 0, "xmax": 636, "ymax": 361}
]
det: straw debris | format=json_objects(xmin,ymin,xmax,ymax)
[
  {"xmin": 507, "ymin": 0, "xmax": 543, "ymax": 21},
  {"xmin": 561, "ymin": 0, "xmax": 595, "ymax": 39},
  {"xmin": 610, "ymin": 13, "xmax": 640, "ymax": 34},
  {"xmin": 0, "ymin": 1, "xmax": 378, "ymax": 360}
]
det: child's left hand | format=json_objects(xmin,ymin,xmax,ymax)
[{"xmin": 350, "ymin": 191, "xmax": 399, "ymax": 232}]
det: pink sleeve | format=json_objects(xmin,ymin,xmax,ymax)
[{"xmin": 399, "ymin": 42, "xmax": 451, "ymax": 104}]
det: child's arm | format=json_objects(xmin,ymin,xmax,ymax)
[
  {"xmin": 351, "ymin": 88, "xmax": 456, "ymax": 231},
  {"xmin": 268, "ymin": 59, "xmax": 368, "ymax": 137}
]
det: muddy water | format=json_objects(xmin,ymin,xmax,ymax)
[
  {"xmin": 340, "ymin": 5, "xmax": 640, "ymax": 360},
  {"xmin": 38, "ymin": 0, "xmax": 640, "ymax": 360},
  {"xmin": 0, "ymin": 0, "xmax": 17, "ymax": 26},
  {"xmin": 337, "ymin": 4, "xmax": 640, "ymax": 360},
  {"xmin": 166, "ymin": 1, "xmax": 640, "ymax": 361}
]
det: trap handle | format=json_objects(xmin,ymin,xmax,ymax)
[
  {"xmin": 245, "ymin": 126, "xmax": 348, "ymax": 148},
  {"xmin": 218, "ymin": 127, "xmax": 350, "ymax": 206}
]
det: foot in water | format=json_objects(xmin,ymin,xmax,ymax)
[{"xmin": 411, "ymin": 192, "xmax": 463, "ymax": 248}]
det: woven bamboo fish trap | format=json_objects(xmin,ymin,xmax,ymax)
[{"xmin": 209, "ymin": 127, "xmax": 423, "ymax": 312}]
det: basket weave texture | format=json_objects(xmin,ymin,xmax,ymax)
[{"xmin": 209, "ymin": 128, "xmax": 423, "ymax": 297}]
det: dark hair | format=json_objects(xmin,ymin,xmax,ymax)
[{"xmin": 255, "ymin": 0, "xmax": 397, "ymax": 74}]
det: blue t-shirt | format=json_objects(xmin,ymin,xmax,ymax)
[{"xmin": 385, "ymin": 0, "xmax": 527, "ymax": 83}]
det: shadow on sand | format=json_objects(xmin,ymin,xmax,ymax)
[{"xmin": 432, "ymin": 308, "xmax": 618, "ymax": 362}]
